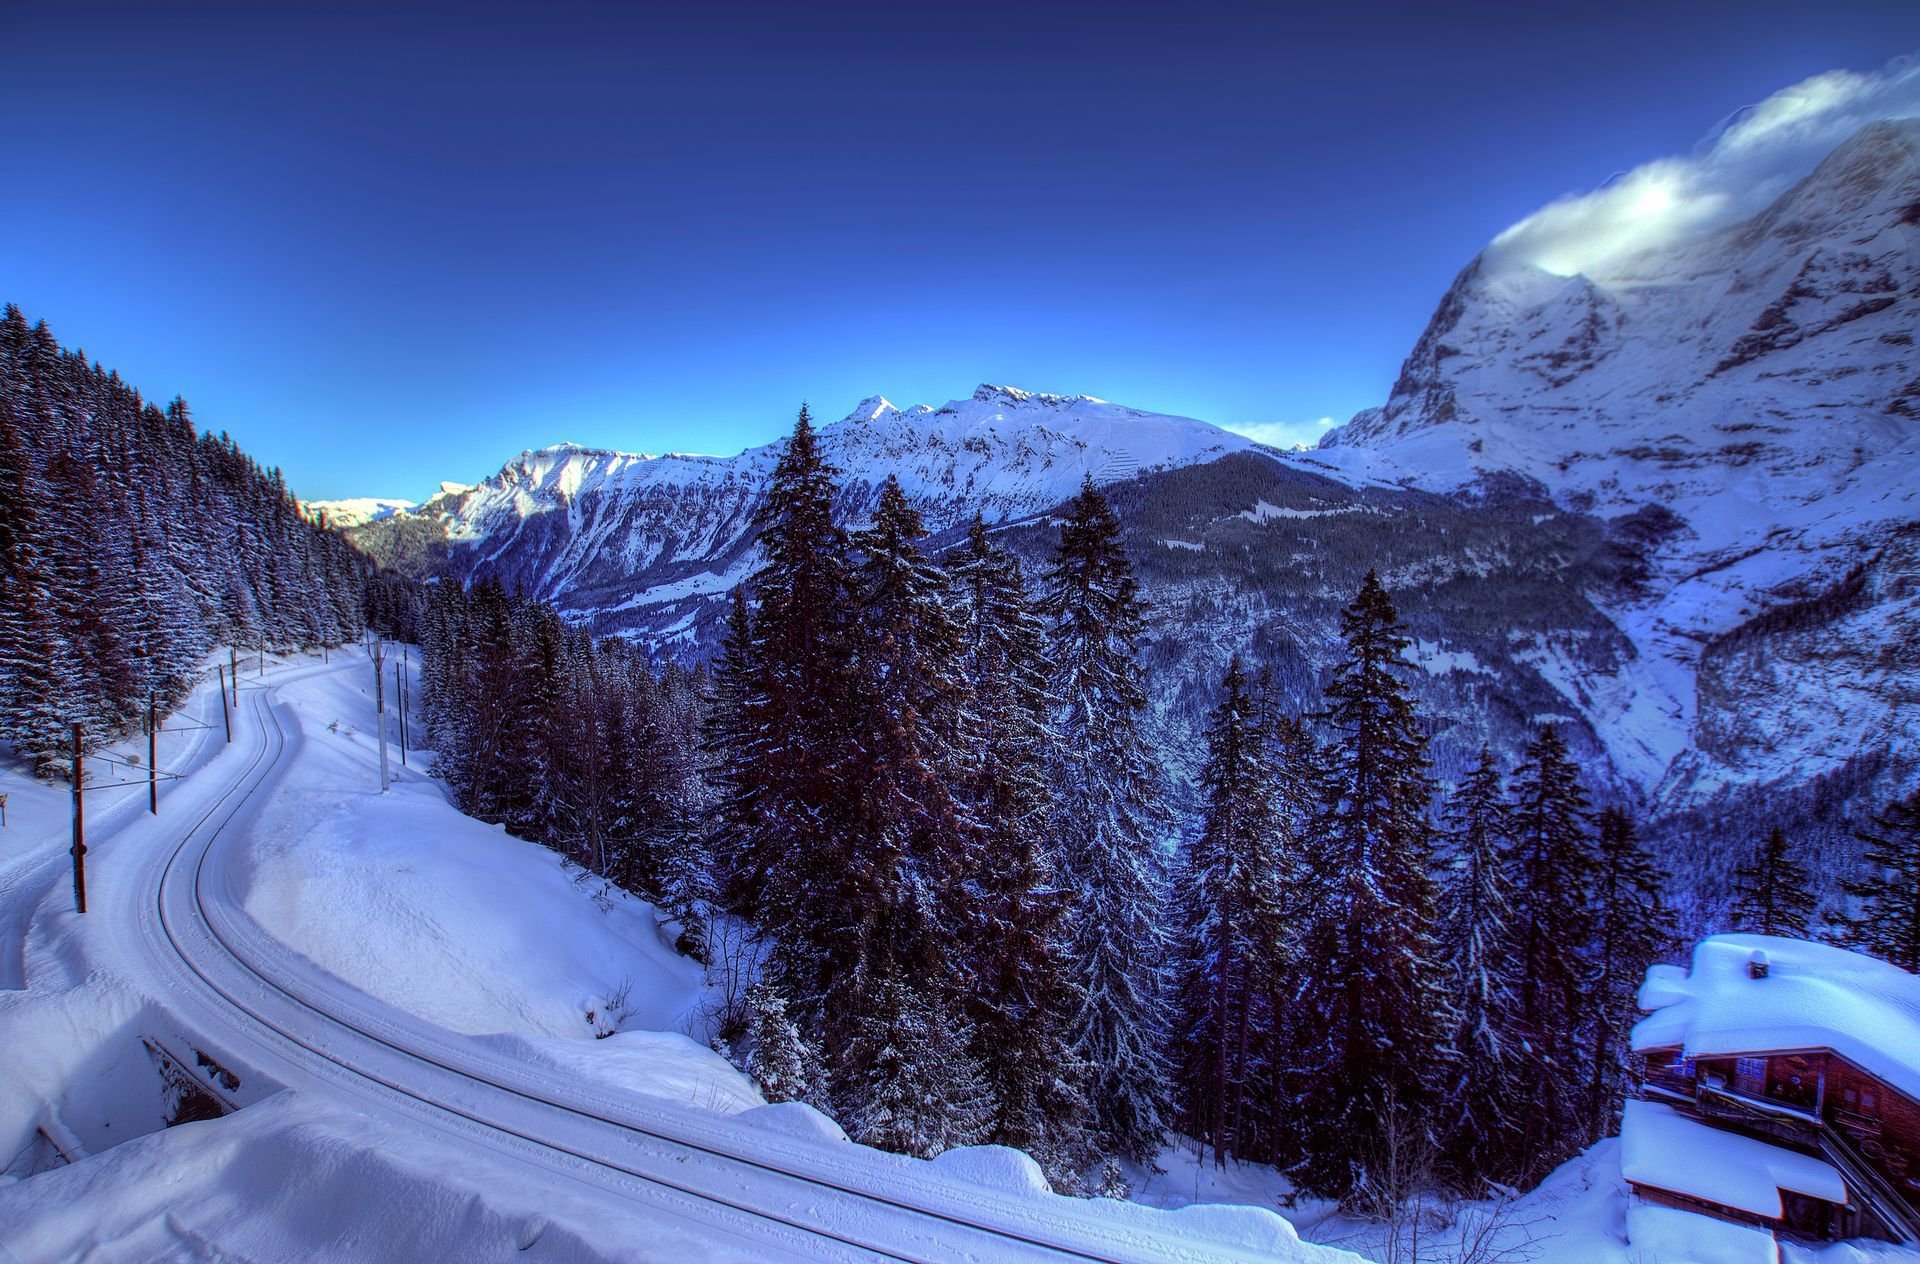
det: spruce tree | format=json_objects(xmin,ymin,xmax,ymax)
[
  {"xmin": 1171, "ymin": 657, "xmax": 1289, "ymax": 1168},
  {"xmin": 822, "ymin": 477, "xmax": 982, "ymax": 1121},
  {"xmin": 946, "ymin": 514, "xmax": 1093, "ymax": 1186},
  {"xmin": 1503, "ymin": 725, "xmax": 1594, "ymax": 1177},
  {"xmin": 1434, "ymin": 746, "xmax": 1529, "ymax": 1187},
  {"xmin": 1585, "ymin": 806, "xmax": 1671, "ymax": 1140},
  {"xmin": 1041, "ymin": 477, "xmax": 1172, "ymax": 1167},
  {"xmin": 737, "ymin": 407, "xmax": 860, "ymax": 1031},
  {"xmin": 1731, "ymin": 826, "xmax": 1816, "ymax": 938},
  {"xmin": 1831, "ymin": 790, "xmax": 1920, "ymax": 971},
  {"xmin": 746, "ymin": 982, "xmax": 825, "ymax": 1107},
  {"xmin": 1287, "ymin": 570, "xmax": 1446, "ymax": 1206}
]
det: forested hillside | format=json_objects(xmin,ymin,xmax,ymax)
[{"xmin": 0, "ymin": 305, "xmax": 375, "ymax": 771}]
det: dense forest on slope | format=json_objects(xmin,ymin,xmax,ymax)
[{"xmin": 0, "ymin": 305, "xmax": 376, "ymax": 771}]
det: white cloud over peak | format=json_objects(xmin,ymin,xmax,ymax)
[
  {"xmin": 1485, "ymin": 54, "xmax": 1920, "ymax": 279},
  {"xmin": 1224, "ymin": 417, "xmax": 1336, "ymax": 450}
]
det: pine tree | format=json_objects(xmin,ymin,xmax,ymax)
[
  {"xmin": 738, "ymin": 407, "xmax": 860, "ymax": 1030},
  {"xmin": 1286, "ymin": 570, "xmax": 1446, "ymax": 1205},
  {"xmin": 1171, "ymin": 657, "xmax": 1290, "ymax": 1168},
  {"xmin": 946, "ymin": 514, "xmax": 1093, "ymax": 1186},
  {"xmin": 1041, "ymin": 477, "xmax": 1173, "ymax": 1167},
  {"xmin": 1731, "ymin": 826, "xmax": 1816, "ymax": 938},
  {"xmin": 838, "ymin": 978, "xmax": 992, "ymax": 1160},
  {"xmin": 1434, "ymin": 746, "xmax": 1529, "ymax": 1187},
  {"xmin": 746, "ymin": 982, "xmax": 824, "ymax": 1107},
  {"xmin": 1830, "ymin": 790, "xmax": 1920, "ymax": 971},
  {"xmin": 1585, "ymin": 806, "xmax": 1671, "ymax": 1140},
  {"xmin": 818, "ymin": 476, "xmax": 982, "ymax": 1122},
  {"xmin": 1503, "ymin": 725, "xmax": 1594, "ymax": 1178}
]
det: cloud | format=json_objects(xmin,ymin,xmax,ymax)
[
  {"xmin": 1485, "ymin": 54, "xmax": 1920, "ymax": 278},
  {"xmin": 1224, "ymin": 417, "xmax": 1337, "ymax": 450}
]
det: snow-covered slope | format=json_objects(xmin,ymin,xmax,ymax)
[
  {"xmin": 1325, "ymin": 119, "xmax": 1920, "ymax": 819},
  {"xmin": 347, "ymin": 384, "xmax": 1262, "ymax": 642},
  {"xmin": 301, "ymin": 496, "xmax": 419, "ymax": 528}
]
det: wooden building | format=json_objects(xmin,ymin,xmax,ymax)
[{"xmin": 1629, "ymin": 935, "xmax": 1920, "ymax": 1252}]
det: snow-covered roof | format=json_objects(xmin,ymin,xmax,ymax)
[
  {"xmin": 1625, "ymin": 1197, "xmax": 1779, "ymax": 1264},
  {"xmin": 1633, "ymin": 934, "xmax": 1920, "ymax": 1105},
  {"xmin": 1619, "ymin": 1100, "xmax": 1845, "ymax": 1219}
]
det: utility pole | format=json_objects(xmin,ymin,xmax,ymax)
[
  {"xmin": 148, "ymin": 691, "xmax": 158, "ymax": 815},
  {"xmin": 369, "ymin": 635, "xmax": 390, "ymax": 793},
  {"xmin": 70, "ymin": 723, "xmax": 86, "ymax": 914},
  {"xmin": 395, "ymin": 657, "xmax": 408, "ymax": 767},
  {"xmin": 230, "ymin": 647, "xmax": 238, "ymax": 701},
  {"xmin": 260, "ymin": 635, "xmax": 267, "ymax": 680},
  {"xmin": 218, "ymin": 665, "xmax": 232, "ymax": 742}
]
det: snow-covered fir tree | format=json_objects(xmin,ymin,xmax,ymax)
[
  {"xmin": 822, "ymin": 477, "xmax": 985, "ymax": 1121},
  {"xmin": 1730, "ymin": 825, "xmax": 1817, "ymax": 938},
  {"xmin": 1831, "ymin": 789, "xmax": 1920, "ymax": 971},
  {"xmin": 1286, "ymin": 570, "xmax": 1447, "ymax": 1206},
  {"xmin": 1502, "ymin": 724, "xmax": 1595, "ymax": 1178},
  {"xmin": 1584, "ymin": 805, "xmax": 1671, "ymax": 1139},
  {"xmin": 745, "ymin": 983, "xmax": 824, "ymax": 1107},
  {"xmin": 838, "ymin": 978, "xmax": 992, "ymax": 1160},
  {"xmin": 0, "ymin": 305, "xmax": 370, "ymax": 770},
  {"xmin": 1434, "ymin": 745, "xmax": 1529, "ymax": 1187},
  {"xmin": 1040, "ymin": 476, "xmax": 1174, "ymax": 1168},
  {"xmin": 946, "ymin": 514, "xmax": 1094, "ymax": 1187},
  {"xmin": 1171, "ymin": 656, "xmax": 1292, "ymax": 1169}
]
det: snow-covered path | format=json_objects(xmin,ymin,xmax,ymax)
[{"xmin": 15, "ymin": 659, "xmax": 1344, "ymax": 1263}]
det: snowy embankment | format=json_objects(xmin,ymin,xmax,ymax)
[{"xmin": 0, "ymin": 652, "xmax": 1355, "ymax": 1262}]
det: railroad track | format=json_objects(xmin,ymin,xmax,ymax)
[{"xmin": 138, "ymin": 670, "xmax": 1295, "ymax": 1264}]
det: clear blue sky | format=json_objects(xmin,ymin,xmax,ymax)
[{"xmin": 4, "ymin": 2, "xmax": 1917, "ymax": 500}]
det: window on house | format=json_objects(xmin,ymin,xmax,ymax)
[{"xmin": 1736, "ymin": 1057, "xmax": 1768, "ymax": 1083}]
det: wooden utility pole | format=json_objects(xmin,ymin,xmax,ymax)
[
  {"xmin": 260, "ymin": 635, "xmax": 266, "ymax": 680},
  {"xmin": 395, "ymin": 658, "xmax": 407, "ymax": 767},
  {"xmin": 218, "ymin": 665, "xmax": 232, "ymax": 742},
  {"xmin": 148, "ymin": 691, "xmax": 158, "ymax": 815},
  {"xmin": 70, "ymin": 723, "xmax": 86, "ymax": 914},
  {"xmin": 369, "ymin": 635, "xmax": 390, "ymax": 793},
  {"xmin": 230, "ymin": 647, "xmax": 238, "ymax": 701}
]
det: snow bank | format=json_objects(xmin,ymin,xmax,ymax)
[
  {"xmin": 1627, "ymin": 1198, "xmax": 1779, "ymax": 1264},
  {"xmin": 0, "ymin": 1090, "xmax": 758, "ymax": 1263}
]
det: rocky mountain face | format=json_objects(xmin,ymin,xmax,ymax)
[
  {"xmin": 339, "ymin": 122, "xmax": 1919, "ymax": 919},
  {"xmin": 1321, "ymin": 118, "xmax": 1920, "ymax": 870},
  {"xmin": 344, "ymin": 385, "xmax": 1260, "ymax": 650}
]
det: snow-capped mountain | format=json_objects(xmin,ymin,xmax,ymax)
[
  {"xmin": 346, "ymin": 384, "xmax": 1263, "ymax": 642},
  {"xmin": 1324, "ymin": 118, "xmax": 1920, "ymax": 821},
  {"xmin": 302, "ymin": 496, "xmax": 419, "ymax": 529},
  {"xmin": 338, "ymin": 122, "xmax": 1918, "ymax": 894}
]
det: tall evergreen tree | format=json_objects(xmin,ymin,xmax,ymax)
[
  {"xmin": 1287, "ymin": 571, "xmax": 1446, "ymax": 1205},
  {"xmin": 824, "ymin": 477, "xmax": 984, "ymax": 1132},
  {"xmin": 1731, "ymin": 826, "xmax": 1817, "ymax": 938},
  {"xmin": 1830, "ymin": 790, "xmax": 1920, "ymax": 971},
  {"xmin": 1585, "ymin": 806, "xmax": 1671, "ymax": 1140},
  {"xmin": 1503, "ymin": 725, "xmax": 1594, "ymax": 1177},
  {"xmin": 1171, "ymin": 657, "xmax": 1290, "ymax": 1168},
  {"xmin": 1434, "ymin": 746, "xmax": 1529, "ymax": 1187},
  {"xmin": 736, "ymin": 407, "xmax": 862, "ymax": 1030},
  {"xmin": 946, "ymin": 514, "xmax": 1092, "ymax": 1186},
  {"xmin": 1041, "ymin": 477, "xmax": 1173, "ymax": 1167}
]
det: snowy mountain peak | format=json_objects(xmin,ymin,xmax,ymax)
[
  {"xmin": 843, "ymin": 394, "xmax": 899, "ymax": 423},
  {"xmin": 964, "ymin": 383, "xmax": 1108, "ymax": 411}
]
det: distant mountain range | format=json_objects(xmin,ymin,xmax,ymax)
[{"xmin": 321, "ymin": 120, "xmax": 1920, "ymax": 912}]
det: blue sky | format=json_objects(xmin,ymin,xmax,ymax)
[{"xmin": 4, "ymin": 2, "xmax": 1917, "ymax": 500}]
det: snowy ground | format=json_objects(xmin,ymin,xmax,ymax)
[
  {"xmin": 0, "ymin": 650, "xmax": 1355, "ymax": 1263},
  {"xmin": 2, "ymin": 651, "xmax": 1909, "ymax": 1262}
]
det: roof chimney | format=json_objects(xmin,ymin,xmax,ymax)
[{"xmin": 1749, "ymin": 949, "xmax": 1770, "ymax": 980}]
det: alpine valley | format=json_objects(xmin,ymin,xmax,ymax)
[{"xmin": 323, "ymin": 119, "xmax": 1920, "ymax": 922}]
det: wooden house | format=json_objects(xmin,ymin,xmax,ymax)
[{"xmin": 1628, "ymin": 935, "xmax": 1920, "ymax": 1252}]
